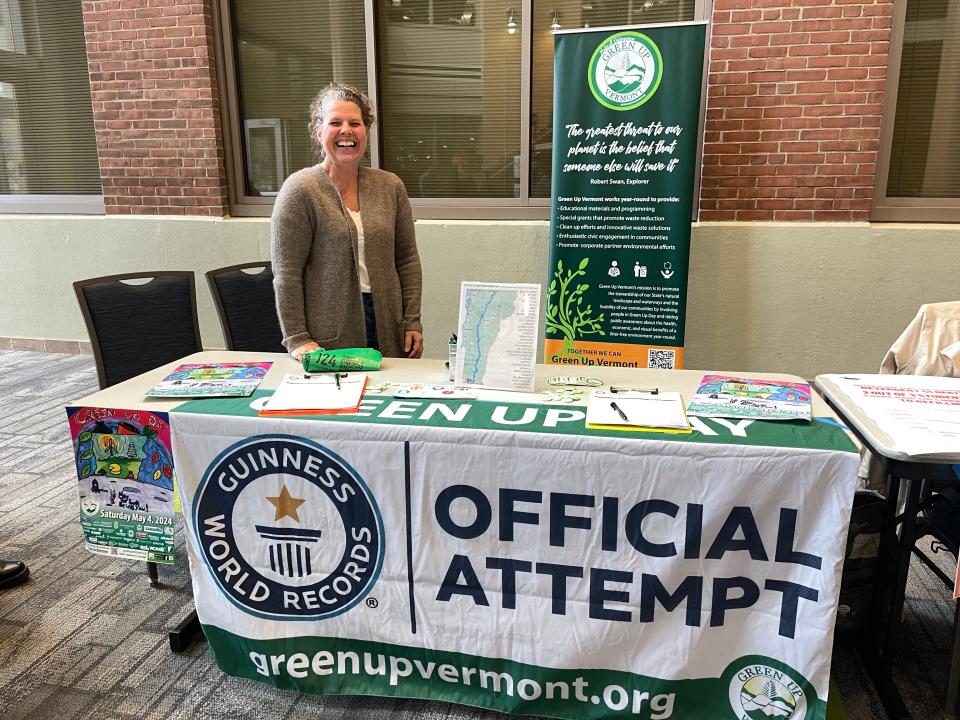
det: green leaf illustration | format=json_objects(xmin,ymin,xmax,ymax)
[
  {"xmin": 546, "ymin": 256, "xmax": 605, "ymax": 352},
  {"xmin": 78, "ymin": 431, "xmax": 92, "ymax": 442}
]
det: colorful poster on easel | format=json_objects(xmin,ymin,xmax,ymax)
[
  {"xmin": 66, "ymin": 406, "xmax": 177, "ymax": 563},
  {"xmin": 545, "ymin": 22, "xmax": 707, "ymax": 370}
]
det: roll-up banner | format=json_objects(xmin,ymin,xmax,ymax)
[{"xmin": 545, "ymin": 22, "xmax": 707, "ymax": 370}]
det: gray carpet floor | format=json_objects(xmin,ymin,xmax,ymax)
[{"xmin": 0, "ymin": 349, "xmax": 955, "ymax": 719}]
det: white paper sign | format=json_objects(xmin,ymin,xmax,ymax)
[{"xmin": 830, "ymin": 374, "xmax": 960, "ymax": 460}]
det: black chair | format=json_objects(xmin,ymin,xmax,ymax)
[
  {"xmin": 205, "ymin": 262, "xmax": 285, "ymax": 352},
  {"xmin": 74, "ymin": 271, "xmax": 203, "ymax": 390},
  {"xmin": 73, "ymin": 271, "xmax": 202, "ymax": 589}
]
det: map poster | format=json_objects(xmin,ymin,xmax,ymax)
[
  {"xmin": 545, "ymin": 23, "xmax": 707, "ymax": 371},
  {"xmin": 454, "ymin": 282, "xmax": 541, "ymax": 392},
  {"xmin": 66, "ymin": 406, "xmax": 177, "ymax": 563}
]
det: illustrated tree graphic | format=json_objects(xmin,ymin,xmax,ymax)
[
  {"xmin": 762, "ymin": 680, "xmax": 778, "ymax": 700},
  {"xmin": 545, "ymin": 257, "xmax": 605, "ymax": 353},
  {"xmin": 606, "ymin": 52, "xmax": 644, "ymax": 92}
]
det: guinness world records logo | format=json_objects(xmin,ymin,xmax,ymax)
[
  {"xmin": 193, "ymin": 435, "xmax": 384, "ymax": 621},
  {"xmin": 588, "ymin": 31, "xmax": 663, "ymax": 110}
]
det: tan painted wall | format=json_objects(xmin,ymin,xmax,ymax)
[{"xmin": 1, "ymin": 215, "xmax": 956, "ymax": 379}]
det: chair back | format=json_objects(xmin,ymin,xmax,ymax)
[
  {"xmin": 74, "ymin": 271, "xmax": 203, "ymax": 389},
  {"xmin": 881, "ymin": 301, "xmax": 960, "ymax": 376},
  {"xmin": 205, "ymin": 262, "xmax": 285, "ymax": 353}
]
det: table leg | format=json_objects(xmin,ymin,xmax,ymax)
[
  {"xmin": 861, "ymin": 472, "xmax": 923, "ymax": 719},
  {"xmin": 144, "ymin": 563, "xmax": 203, "ymax": 654},
  {"xmin": 868, "ymin": 473, "xmax": 903, "ymax": 650},
  {"xmin": 169, "ymin": 610, "xmax": 204, "ymax": 653},
  {"xmin": 947, "ymin": 599, "xmax": 960, "ymax": 720},
  {"xmin": 880, "ymin": 475, "xmax": 922, "ymax": 677}
]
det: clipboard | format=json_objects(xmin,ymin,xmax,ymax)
[
  {"xmin": 585, "ymin": 390, "xmax": 691, "ymax": 431},
  {"xmin": 259, "ymin": 373, "xmax": 368, "ymax": 415}
]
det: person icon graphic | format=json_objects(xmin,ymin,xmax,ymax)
[
  {"xmin": 608, "ymin": 261, "xmax": 621, "ymax": 277},
  {"xmin": 661, "ymin": 262, "xmax": 674, "ymax": 279},
  {"xmin": 634, "ymin": 262, "xmax": 648, "ymax": 278}
]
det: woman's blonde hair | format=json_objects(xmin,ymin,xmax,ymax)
[{"xmin": 308, "ymin": 83, "xmax": 375, "ymax": 159}]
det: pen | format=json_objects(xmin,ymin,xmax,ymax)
[{"xmin": 610, "ymin": 401, "xmax": 629, "ymax": 422}]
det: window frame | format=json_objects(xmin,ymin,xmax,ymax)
[
  {"xmin": 0, "ymin": 3, "xmax": 104, "ymax": 215},
  {"xmin": 872, "ymin": 0, "xmax": 960, "ymax": 223},
  {"xmin": 0, "ymin": 195, "xmax": 104, "ymax": 214},
  {"xmin": 215, "ymin": 0, "xmax": 710, "ymax": 220}
]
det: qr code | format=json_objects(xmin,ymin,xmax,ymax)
[{"xmin": 647, "ymin": 348, "xmax": 676, "ymax": 369}]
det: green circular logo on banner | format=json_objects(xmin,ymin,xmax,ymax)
[
  {"xmin": 728, "ymin": 661, "xmax": 807, "ymax": 720},
  {"xmin": 588, "ymin": 31, "xmax": 663, "ymax": 110}
]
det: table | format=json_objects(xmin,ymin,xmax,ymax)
[
  {"xmin": 815, "ymin": 374, "xmax": 960, "ymax": 720},
  {"xmin": 71, "ymin": 352, "xmax": 859, "ymax": 720}
]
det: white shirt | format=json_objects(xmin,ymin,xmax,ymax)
[{"xmin": 347, "ymin": 207, "xmax": 371, "ymax": 293}]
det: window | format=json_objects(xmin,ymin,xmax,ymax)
[
  {"xmin": 873, "ymin": 0, "xmax": 960, "ymax": 222},
  {"xmin": 0, "ymin": 0, "xmax": 102, "ymax": 213},
  {"xmin": 218, "ymin": 1, "xmax": 368, "ymax": 209},
  {"xmin": 376, "ymin": 1, "xmax": 522, "ymax": 202},
  {"xmin": 217, "ymin": 1, "xmax": 702, "ymax": 218}
]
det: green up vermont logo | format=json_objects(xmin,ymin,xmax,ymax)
[
  {"xmin": 588, "ymin": 31, "xmax": 663, "ymax": 110},
  {"xmin": 728, "ymin": 662, "xmax": 807, "ymax": 719}
]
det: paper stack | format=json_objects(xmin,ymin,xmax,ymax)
[
  {"xmin": 145, "ymin": 362, "xmax": 272, "ymax": 398},
  {"xmin": 260, "ymin": 373, "xmax": 367, "ymax": 416},
  {"xmin": 586, "ymin": 389, "xmax": 690, "ymax": 432},
  {"xmin": 686, "ymin": 375, "xmax": 812, "ymax": 422}
]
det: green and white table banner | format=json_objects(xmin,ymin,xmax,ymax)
[
  {"xmin": 546, "ymin": 23, "xmax": 707, "ymax": 372},
  {"xmin": 170, "ymin": 396, "xmax": 857, "ymax": 720}
]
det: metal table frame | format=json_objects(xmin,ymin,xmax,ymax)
[{"xmin": 815, "ymin": 374, "xmax": 960, "ymax": 720}]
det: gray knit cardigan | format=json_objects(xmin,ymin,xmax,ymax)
[{"xmin": 271, "ymin": 165, "xmax": 423, "ymax": 358}]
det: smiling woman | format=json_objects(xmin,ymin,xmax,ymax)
[{"xmin": 271, "ymin": 83, "xmax": 424, "ymax": 361}]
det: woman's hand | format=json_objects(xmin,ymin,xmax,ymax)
[
  {"xmin": 291, "ymin": 341, "xmax": 320, "ymax": 361},
  {"xmin": 404, "ymin": 330, "xmax": 423, "ymax": 359}
]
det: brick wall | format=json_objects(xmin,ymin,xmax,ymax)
[
  {"xmin": 76, "ymin": 0, "xmax": 895, "ymax": 220},
  {"xmin": 701, "ymin": 0, "xmax": 894, "ymax": 221},
  {"xmin": 81, "ymin": 0, "xmax": 227, "ymax": 215}
]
